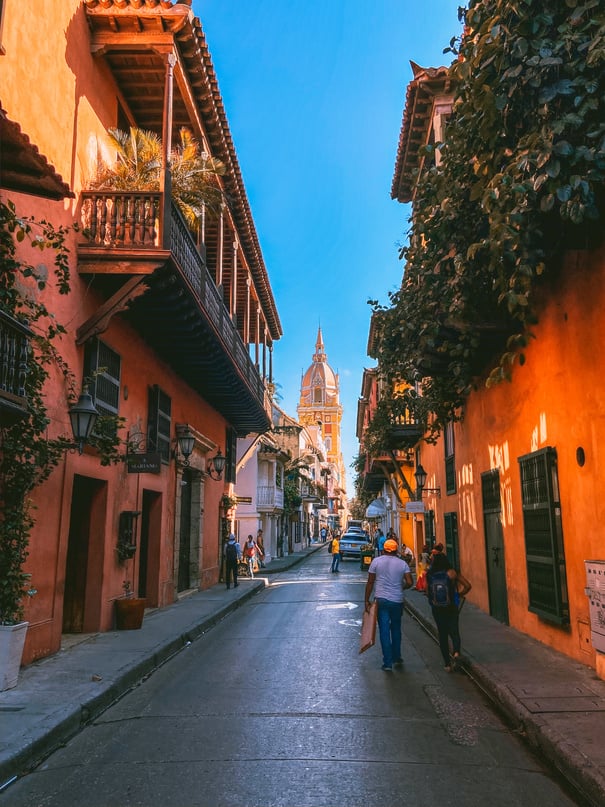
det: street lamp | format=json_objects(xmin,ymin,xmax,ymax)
[
  {"xmin": 173, "ymin": 424, "xmax": 195, "ymax": 467},
  {"xmin": 207, "ymin": 449, "xmax": 226, "ymax": 480},
  {"xmin": 414, "ymin": 463, "xmax": 441, "ymax": 498},
  {"xmin": 68, "ymin": 389, "xmax": 99, "ymax": 454}
]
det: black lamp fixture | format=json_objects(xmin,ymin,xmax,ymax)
[
  {"xmin": 173, "ymin": 424, "xmax": 195, "ymax": 467},
  {"xmin": 207, "ymin": 449, "xmax": 226, "ymax": 481},
  {"xmin": 68, "ymin": 388, "xmax": 99, "ymax": 454},
  {"xmin": 414, "ymin": 463, "xmax": 441, "ymax": 498}
]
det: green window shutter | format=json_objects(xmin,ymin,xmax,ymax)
[
  {"xmin": 147, "ymin": 385, "xmax": 172, "ymax": 463},
  {"xmin": 444, "ymin": 512, "xmax": 459, "ymax": 570},
  {"xmin": 444, "ymin": 421, "xmax": 456, "ymax": 494},
  {"xmin": 518, "ymin": 447, "xmax": 569, "ymax": 625}
]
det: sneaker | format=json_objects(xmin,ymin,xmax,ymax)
[
  {"xmin": 393, "ymin": 659, "xmax": 403, "ymax": 667},
  {"xmin": 381, "ymin": 665, "xmax": 393, "ymax": 672}
]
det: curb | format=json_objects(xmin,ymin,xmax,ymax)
[
  {"xmin": 0, "ymin": 580, "xmax": 264, "ymax": 787},
  {"xmin": 404, "ymin": 599, "xmax": 604, "ymax": 807}
]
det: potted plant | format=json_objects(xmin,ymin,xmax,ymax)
[
  {"xmin": 90, "ymin": 126, "xmax": 226, "ymax": 225},
  {"xmin": 114, "ymin": 581, "xmax": 146, "ymax": 630}
]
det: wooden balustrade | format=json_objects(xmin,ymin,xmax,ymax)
[{"xmin": 81, "ymin": 191, "xmax": 160, "ymax": 247}]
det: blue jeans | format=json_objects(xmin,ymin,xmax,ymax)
[
  {"xmin": 376, "ymin": 598, "xmax": 403, "ymax": 667},
  {"xmin": 331, "ymin": 551, "xmax": 340, "ymax": 572}
]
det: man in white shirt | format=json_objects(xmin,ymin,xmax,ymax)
[{"xmin": 364, "ymin": 539, "xmax": 413, "ymax": 671}]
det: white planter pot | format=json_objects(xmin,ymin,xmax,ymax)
[{"xmin": 0, "ymin": 621, "xmax": 29, "ymax": 690}]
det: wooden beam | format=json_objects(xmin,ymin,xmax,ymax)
[
  {"xmin": 76, "ymin": 276, "xmax": 148, "ymax": 345},
  {"xmin": 388, "ymin": 450, "xmax": 416, "ymax": 500}
]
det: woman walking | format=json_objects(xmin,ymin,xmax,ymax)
[{"xmin": 426, "ymin": 553, "xmax": 472, "ymax": 671}]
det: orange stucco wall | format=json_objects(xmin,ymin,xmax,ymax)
[
  {"xmin": 2, "ymin": 2, "xmax": 230, "ymax": 664},
  {"xmin": 415, "ymin": 245, "xmax": 605, "ymax": 670}
]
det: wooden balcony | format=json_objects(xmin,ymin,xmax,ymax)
[
  {"xmin": 77, "ymin": 191, "xmax": 271, "ymax": 434},
  {"xmin": 0, "ymin": 310, "xmax": 32, "ymax": 426},
  {"xmin": 387, "ymin": 412, "xmax": 423, "ymax": 449},
  {"xmin": 257, "ymin": 485, "xmax": 284, "ymax": 511}
]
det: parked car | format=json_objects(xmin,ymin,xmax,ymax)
[{"xmin": 339, "ymin": 532, "xmax": 368, "ymax": 559}]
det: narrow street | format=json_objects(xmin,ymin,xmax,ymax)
[{"xmin": 5, "ymin": 549, "xmax": 581, "ymax": 807}]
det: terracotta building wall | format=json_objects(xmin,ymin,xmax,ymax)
[
  {"xmin": 3, "ymin": 2, "xmax": 229, "ymax": 664},
  {"xmin": 417, "ymin": 245, "xmax": 605, "ymax": 668}
]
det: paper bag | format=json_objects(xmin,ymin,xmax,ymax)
[{"xmin": 359, "ymin": 602, "xmax": 377, "ymax": 654}]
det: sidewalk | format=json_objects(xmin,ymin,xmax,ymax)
[
  {"xmin": 0, "ymin": 543, "xmax": 324, "ymax": 791},
  {"xmin": 2, "ymin": 546, "xmax": 605, "ymax": 807},
  {"xmin": 404, "ymin": 590, "xmax": 605, "ymax": 807}
]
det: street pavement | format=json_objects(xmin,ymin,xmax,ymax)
[{"xmin": 1, "ymin": 543, "xmax": 605, "ymax": 807}]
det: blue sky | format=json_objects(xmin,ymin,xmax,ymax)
[{"xmin": 197, "ymin": 1, "xmax": 462, "ymax": 487}]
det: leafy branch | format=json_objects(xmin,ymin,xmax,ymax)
[{"xmin": 376, "ymin": 0, "xmax": 605, "ymax": 437}]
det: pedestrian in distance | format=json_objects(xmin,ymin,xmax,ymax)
[
  {"xmin": 364, "ymin": 538, "xmax": 413, "ymax": 671},
  {"xmin": 243, "ymin": 534, "xmax": 260, "ymax": 577},
  {"xmin": 330, "ymin": 534, "xmax": 341, "ymax": 573},
  {"xmin": 224, "ymin": 534, "xmax": 242, "ymax": 589},
  {"xmin": 426, "ymin": 553, "xmax": 472, "ymax": 671}
]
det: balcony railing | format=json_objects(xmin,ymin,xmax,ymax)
[
  {"xmin": 0, "ymin": 310, "xmax": 32, "ymax": 424},
  {"xmin": 81, "ymin": 191, "xmax": 160, "ymax": 248},
  {"xmin": 257, "ymin": 485, "xmax": 284, "ymax": 510},
  {"xmin": 80, "ymin": 191, "xmax": 269, "ymax": 416}
]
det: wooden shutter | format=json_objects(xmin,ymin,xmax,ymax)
[
  {"xmin": 147, "ymin": 385, "xmax": 172, "ymax": 463},
  {"xmin": 444, "ymin": 512, "xmax": 459, "ymax": 570},
  {"xmin": 518, "ymin": 447, "xmax": 569, "ymax": 624}
]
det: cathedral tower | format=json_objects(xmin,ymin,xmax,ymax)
[{"xmin": 298, "ymin": 327, "xmax": 346, "ymax": 491}]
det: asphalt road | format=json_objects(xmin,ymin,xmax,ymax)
[{"xmin": 5, "ymin": 551, "xmax": 581, "ymax": 807}]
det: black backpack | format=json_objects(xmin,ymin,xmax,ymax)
[
  {"xmin": 428, "ymin": 571, "xmax": 452, "ymax": 607},
  {"xmin": 225, "ymin": 542, "xmax": 238, "ymax": 563}
]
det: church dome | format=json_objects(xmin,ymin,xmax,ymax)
[{"xmin": 300, "ymin": 328, "xmax": 339, "ymax": 406}]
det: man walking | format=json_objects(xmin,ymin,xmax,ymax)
[
  {"xmin": 330, "ymin": 533, "xmax": 341, "ymax": 573},
  {"xmin": 224, "ymin": 533, "xmax": 242, "ymax": 589},
  {"xmin": 364, "ymin": 539, "xmax": 413, "ymax": 670}
]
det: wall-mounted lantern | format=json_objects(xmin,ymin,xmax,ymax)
[
  {"xmin": 68, "ymin": 388, "xmax": 99, "ymax": 454},
  {"xmin": 414, "ymin": 463, "xmax": 441, "ymax": 499}
]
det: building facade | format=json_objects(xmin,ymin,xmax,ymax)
[
  {"xmin": 1, "ymin": 0, "xmax": 281, "ymax": 665},
  {"xmin": 359, "ymin": 42, "xmax": 605, "ymax": 677}
]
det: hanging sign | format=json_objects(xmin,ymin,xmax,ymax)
[
  {"xmin": 127, "ymin": 452, "xmax": 161, "ymax": 474},
  {"xmin": 405, "ymin": 501, "xmax": 425, "ymax": 514}
]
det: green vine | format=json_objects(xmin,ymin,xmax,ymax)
[
  {"xmin": 0, "ymin": 200, "xmax": 76, "ymax": 624},
  {"xmin": 375, "ymin": 0, "xmax": 605, "ymax": 438}
]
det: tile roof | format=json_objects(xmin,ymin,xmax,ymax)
[
  {"xmin": 391, "ymin": 63, "xmax": 451, "ymax": 204},
  {"xmin": 0, "ymin": 105, "xmax": 74, "ymax": 200}
]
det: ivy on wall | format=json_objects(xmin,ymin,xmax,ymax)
[
  {"xmin": 0, "ymin": 200, "xmax": 75, "ymax": 624},
  {"xmin": 374, "ymin": 0, "xmax": 605, "ymax": 439}
]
